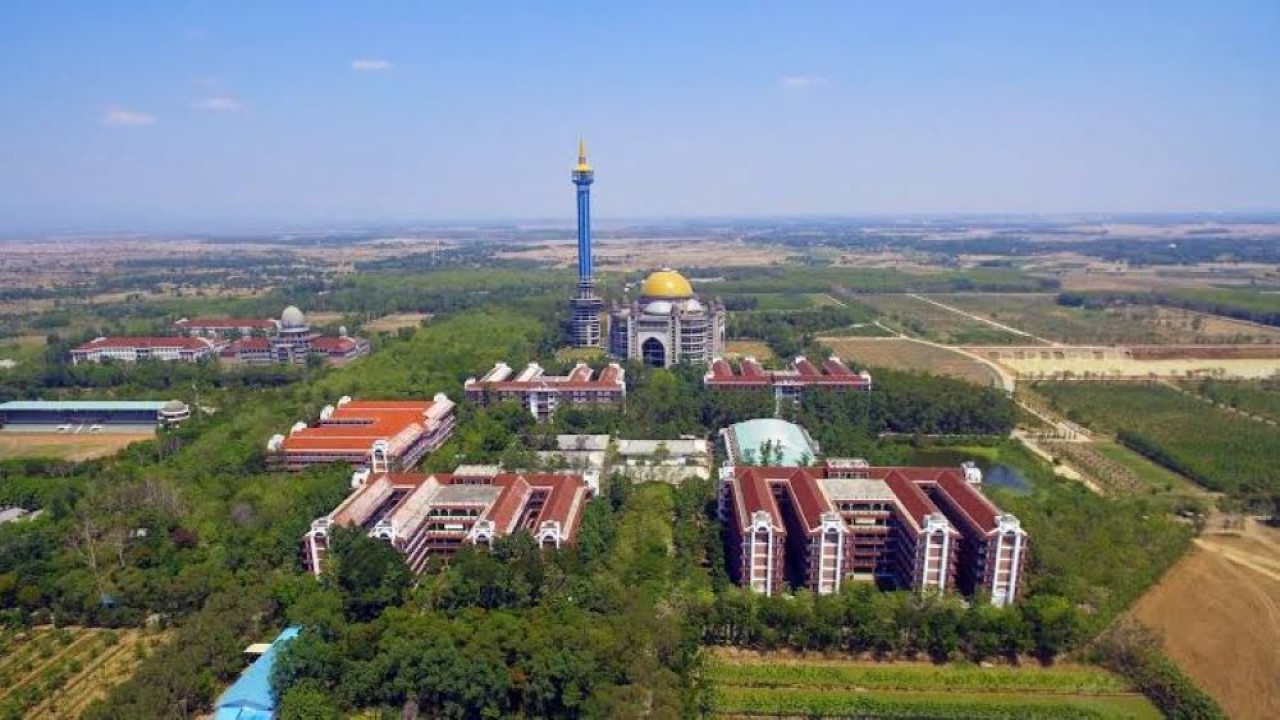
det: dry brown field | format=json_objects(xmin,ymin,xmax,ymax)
[
  {"xmin": 304, "ymin": 311, "xmax": 345, "ymax": 326},
  {"xmin": 819, "ymin": 337, "xmax": 1001, "ymax": 387},
  {"xmin": 1131, "ymin": 521, "xmax": 1280, "ymax": 720},
  {"xmin": 365, "ymin": 312, "xmax": 431, "ymax": 333},
  {"xmin": 724, "ymin": 340, "xmax": 774, "ymax": 361},
  {"xmin": 494, "ymin": 237, "xmax": 793, "ymax": 270},
  {"xmin": 0, "ymin": 432, "xmax": 152, "ymax": 461}
]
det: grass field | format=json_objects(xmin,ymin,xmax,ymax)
[
  {"xmin": 940, "ymin": 293, "xmax": 1280, "ymax": 345},
  {"xmin": 0, "ymin": 432, "xmax": 153, "ymax": 461},
  {"xmin": 860, "ymin": 294, "xmax": 1026, "ymax": 345},
  {"xmin": 0, "ymin": 627, "xmax": 170, "ymax": 719},
  {"xmin": 364, "ymin": 312, "xmax": 431, "ymax": 333},
  {"xmin": 1037, "ymin": 382, "xmax": 1280, "ymax": 496},
  {"xmin": 708, "ymin": 654, "xmax": 1159, "ymax": 719},
  {"xmin": 819, "ymin": 337, "xmax": 1002, "ymax": 387},
  {"xmin": 724, "ymin": 340, "xmax": 774, "ymax": 361},
  {"xmin": 1132, "ymin": 522, "xmax": 1280, "ymax": 720}
]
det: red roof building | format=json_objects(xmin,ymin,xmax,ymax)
[
  {"xmin": 70, "ymin": 336, "xmax": 223, "ymax": 365},
  {"xmin": 705, "ymin": 355, "xmax": 872, "ymax": 405},
  {"xmin": 719, "ymin": 459, "xmax": 1026, "ymax": 605},
  {"xmin": 302, "ymin": 465, "xmax": 592, "ymax": 574},
  {"xmin": 464, "ymin": 362, "xmax": 626, "ymax": 422},
  {"xmin": 267, "ymin": 396, "xmax": 456, "ymax": 472}
]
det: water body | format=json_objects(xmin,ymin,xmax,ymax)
[{"xmin": 907, "ymin": 448, "xmax": 1032, "ymax": 493}]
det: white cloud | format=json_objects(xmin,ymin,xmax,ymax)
[
  {"xmin": 101, "ymin": 108, "xmax": 156, "ymax": 126},
  {"xmin": 780, "ymin": 75, "xmax": 827, "ymax": 88},
  {"xmin": 193, "ymin": 96, "xmax": 243, "ymax": 112},
  {"xmin": 351, "ymin": 58, "xmax": 393, "ymax": 71}
]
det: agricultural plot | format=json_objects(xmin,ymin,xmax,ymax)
[
  {"xmin": 940, "ymin": 293, "xmax": 1280, "ymax": 345},
  {"xmin": 1037, "ymin": 382, "xmax": 1280, "ymax": 497},
  {"xmin": 819, "ymin": 337, "xmax": 1002, "ymax": 387},
  {"xmin": 1183, "ymin": 378, "xmax": 1280, "ymax": 423},
  {"xmin": 1039, "ymin": 440, "xmax": 1207, "ymax": 499},
  {"xmin": 1132, "ymin": 523, "xmax": 1280, "ymax": 720},
  {"xmin": 708, "ymin": 656, "xmax": 1159, "ymax": 719},
  {"xmin": 724, "ymin": 340, "xmax": 774, "ymax": 361},
  {"xmin": 860, "ymin": 294, "xmax": 1026, "ymax": 345},
  {"xmin": 0, "ymin": 627, "xmax": 169, "ymax": 719},
  {"xmin": 364, "ymin": 312, "xmax": 431, "ymax": 333}
]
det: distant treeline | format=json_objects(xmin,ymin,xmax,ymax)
[
  {"xmin": 757, "ymin": 230, "xmax": 1280, "ymax": 266},
  {"xmin": 1058, "ymin": 289, "xmax": 1280, "ymax": 327}
]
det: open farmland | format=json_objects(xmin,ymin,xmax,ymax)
[
  {"xmin": 0, "ymin": 627, "xmax": 170, "ymax": 719},
  {"xmin": 364, "ymin": 312, "xmax": 431, "ymax": 333},
  {"xmin": 1184, "ymin": 377, "xmax": 1280, "ymax": 423},
  {"xmin": 819, "ymin": 337, "xmax": 1003, "ymax": 387},
  {"xmin": 1036, "ymin": 382, "xmax": 1280, "ymax": 497},
  {"xmin": 0, "ymin": 432, "xmax": 153, "ymax": 461},
  {"xmin": 708, "ymin": 653, "xmax": 1158, "ymax": 719},
  {"xmin": 860, "ymin": 294, "xmax": 1027, "ymax": 345},
  {"xmin": 940, "ymin": 293, "xmax": 1280, "ymax": 345},
  {"xmin": 724, "ymin": 340, "xmax": 774, "ymax": 361},
  {"xmin": 1132, "ymin": 521, "xmax": 1280, "ymax": 720}
]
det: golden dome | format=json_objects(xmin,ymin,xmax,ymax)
[{"xmin": 641, "ymin": 269, "xmax": 694, "ymax": 298}]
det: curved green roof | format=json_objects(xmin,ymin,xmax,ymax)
[{"xmin": 725, "ymin": 418, "xmax": 817, "ymax": 466}]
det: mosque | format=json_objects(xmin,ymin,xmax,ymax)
[
  {"xmin": 607, "ymin": 269, "xmax": 725, "ymax": 367},
  {"xmin": 568, "ymin": 143, "xmax": 725, "ymax": 367}
]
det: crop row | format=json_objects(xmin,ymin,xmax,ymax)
[
  {"xmin": 1036, "ymin": 382, "xmax": 1280, "ymax": 497},
  {"xmin": 709, "ymin": 662, "xmax": 1131, "ymax": 695},
  {"xmin": 0, "ymin": 630, "xmax": 123, "ymax": 719},
  {"xmin": 714, "ymin": 687, "xmax": 1123, "ymax": 719}
]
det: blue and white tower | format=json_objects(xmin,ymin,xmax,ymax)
[{"xmin": 570, "ymin": 140, "xmax": 603, "ymax": 347}]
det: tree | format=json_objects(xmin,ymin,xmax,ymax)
[{"xmin": 328, "ymin": 527, "xmax": 411, "ymax": 622}]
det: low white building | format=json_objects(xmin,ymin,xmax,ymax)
[{"xmin": 537, "ymin": 434, "xmax": 712, "ymax": 485}]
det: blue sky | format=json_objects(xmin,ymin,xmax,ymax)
[{"xmin": 1, "ymin": 1, "xmax": 1277, "ymax": 232}]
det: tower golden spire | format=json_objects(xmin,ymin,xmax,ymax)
[{"xmin": 575, "ymin": 138, "xmax": 592, "ymax": 172}]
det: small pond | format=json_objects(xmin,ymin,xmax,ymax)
[{"xmin": 907, "ymin": 448, "xmax": 1032, "ymax": 493}]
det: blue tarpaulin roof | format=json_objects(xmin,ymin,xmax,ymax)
[{"xmin": 214, "ymin": 626, "xmax": 301, "ymax": 720}]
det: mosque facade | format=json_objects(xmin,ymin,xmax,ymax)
[{"xmin": 607, "ymin": 268, "xmax": 725, "ymax": 367}]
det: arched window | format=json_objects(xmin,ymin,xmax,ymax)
[{"xmin": 641, "ymin": 337, "xmax": 666, "ymax": 367}]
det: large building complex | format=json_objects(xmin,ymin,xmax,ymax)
[
  {"xmin": 220, "ymin": 306, "xmax": 370, "ymax": 366},
  {"xmin": 267, "ymin": 395, "xmax": 455, "ymax": 472},
  {"xmin": 707, "ymin": 356, "xmax": 872, "ymax": 404},
  {"xmin": 464, "ymin": 362, "xmax": 626, "ymax": 422},
  {"xmin": 608, "ymin": 269, "xmax": 726, "ymax": 367},
  {"xmin": 569, "ymin": 141, "xmax": 603, "ymax": 348},
  {"xmin": 719, "ymin": 459, "xmax": 1027, "ymax": 605},
  {"xmin": 70, "ymin": 336, "xmax": 222, "ymax": 365},
  {"xmin": 0, "ymin": 399, "xmax": 190, "ymax": 431},
  {"xmin": 303, "ymin": 466, "xmax": 591, "ymax": 575}
]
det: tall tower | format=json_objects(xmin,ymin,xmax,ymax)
[{"xmin": 570, "ymin": 140, "xmax": 603, "ymax": 347}]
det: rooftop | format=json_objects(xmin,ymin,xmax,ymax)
[
  {"xmin": 0, "ymin": 400, "xmax": 176, "ymax": 412},
  {"xmin": 214, "ymin": 626, "xmax": 300, "ymax": 720},
  {"xmin": 724, "ymin": 418, "xmax": 817, "ymax": 466}
]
